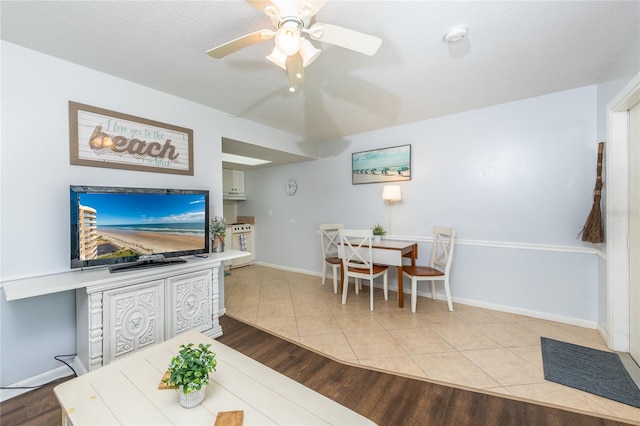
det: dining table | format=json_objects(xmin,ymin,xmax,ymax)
[{"xmin": 339, "ymin": 239, "xmax": 418, "ymax": 308}]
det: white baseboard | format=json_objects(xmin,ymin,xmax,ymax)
[
  {"xmin": 449, "ymin": 296, "xmax": 598, "ymax": 329},
  {"xmin": 596, "ymin": 321, "xmax": 610, "ymax": 347},
  {"xmin": 253, "ymin": 261, "xmax": 318, "ymax": 277},
  {"xmin": 0, "ymin": 361, "xmax": 77, "ymax": 402}
]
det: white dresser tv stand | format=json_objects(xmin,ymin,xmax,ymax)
[{"xmin": 2, "ymin": 251, "xmax": 247, "ymax": 374}]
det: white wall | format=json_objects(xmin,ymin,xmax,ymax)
[
  {"xmin": 240, "ymin": 85, "xmax": 601, "ymax": 325},
  {"xmin": 0, "ymin": 41, "xmax": 301, "ymax": 388}
]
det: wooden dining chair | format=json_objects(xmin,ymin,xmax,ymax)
[
  {"xmin": 403, "ymin": 226, "xmax": 456, "ymax": 312},
  {"xmin": 319, "ymin": 223, "xmax": 343, "ymax": 293},
  {"xmin": 339, "ymin": 228, "xmax": 389, "ymax": 311}
]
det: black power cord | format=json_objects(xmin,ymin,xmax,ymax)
[{"xmin": 0, "ymin": 353, "xmax": 78, "ymax": 390}]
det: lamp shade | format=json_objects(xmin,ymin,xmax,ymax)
[
  {"xmin": 299, "ymin": 38, "xmax": 321, "ymax": 67},
  {"xmin": 266, "ymin": 46, "xmax": 287, "ymax": 70},
  {"xmin": 382, "ymin": 185, "xmax": 402, "ymax": 202},
  {"xmin": 275, "ymin": 21, "xmax": 302, "ymax": 56}
]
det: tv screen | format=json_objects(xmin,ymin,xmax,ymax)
[{"xmin": 70, "ymin": 185, "xmax": 209, "ymax": 270}]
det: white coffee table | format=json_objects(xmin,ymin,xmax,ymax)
[{"xmin": 54, "ymin": 330, "xmax": 375, "ymax": 425}]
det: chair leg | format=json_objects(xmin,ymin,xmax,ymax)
[
  {"xmin": 369, "ymin": 279, "xmax": 374, "ymax": 311},
  {"xmin": 342, "ymin": 278, "xmax": 349, "ymax": 304},
  {"xmin": 322, "ymin": 264, "xmax": 327, "ymax": 286},
  {"xmin": 355, "ymin": 278, "xmax": 361, "ymax": 294},
  {"xmin": 332, "ymin": 266, "xmax": 339, "ymax": 294},
  {"xmin": 431, "ymin": 282, "xmax": 437, "ymax": 300},
  {"xmin": 444, "ymin": 277, "xmax": 453, "ymax": 311},
  {"xmin": 411, "ymin": 278, "xmax": 418, "ymax": 313},
  {"xmin": 383, "ymin": 272, "xmax": 388, "ymax": 301}
]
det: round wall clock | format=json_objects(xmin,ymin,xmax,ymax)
[{"xmin": 284, "ymin": 178, "xmax": 297, "ymax": 196}]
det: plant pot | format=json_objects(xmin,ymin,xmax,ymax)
[
  {"xmin": 178, "ymin": 386, "xmax": 206, "ymax": 408},
  {"xmin": 373, "ymin": 235, "xmax": 382, "ymax": 243},
  {"xmin": 212, "ymin": 235, "xmax": 225, "ymax": 253}
]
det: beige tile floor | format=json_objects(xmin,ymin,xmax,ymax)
[{"xmin": 224, "ymin": 265, "xmax": 640, "ymax": 424}]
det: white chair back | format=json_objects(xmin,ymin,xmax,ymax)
[
  {"xmin": 339, "ymin": 228, "xmax": 374, "ymax": 273},
  {"xmin": 319, "ymin": 223, "xmax": 343, "ymax": 259},
  {"xmin": 431, "ymin": 226, "xmax": 456, "ymax": 274},
  {"xmin": 319, "ymin": 223, "xmax": 344, "ymax": 293},
  {"xmin": 339, "ymin": 228, "xmax": 389, "ymax": 311}
]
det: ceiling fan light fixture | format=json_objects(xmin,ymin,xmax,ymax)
[
  {"xmin": 266, "ymin": 46, "xmax": 287, "ymax": 70},
  {"xmin": 207, "ymin": 2, "xmax": 383, "ymax": 90},
  {"xmin": 275, "ymin": 20, "xmax": 302, "ymax": 56},
  {"xmin": 299, "ymin": 38, "xmax": 321, "ymax": 67}
]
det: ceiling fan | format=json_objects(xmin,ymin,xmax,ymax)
[{"xmin": 206, "ymin": 0, "xmax": 382, "ymax": 92}]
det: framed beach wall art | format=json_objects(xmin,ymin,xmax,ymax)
[
  {"xmin": 352, "ymin": 144, "xmax": 411, "ymax": 184},
  {"xmin": 69, "ymin": 101, "xmax": 194, "ymax": 175}
]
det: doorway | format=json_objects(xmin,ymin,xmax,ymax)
[{"xmin": 607, "ymin": 72, "xmax": 640, "ymax": 358}]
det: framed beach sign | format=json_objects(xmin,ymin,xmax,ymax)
[
  {"xmin": 352, "ymin": 144, "xmax": 411, "ymax": 185},
  {"xmin": 69, "ymin": 101, "xmax": 194, "ymax": 175}
]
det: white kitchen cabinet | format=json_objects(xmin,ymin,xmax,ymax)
[{"xmin": 223, "ymin": 168, "xmax": 246, "ymax": 199}]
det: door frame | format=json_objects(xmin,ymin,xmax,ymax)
[{"xmin": 607, "ymin": 72, "xmax": 640, "ymax": 352}]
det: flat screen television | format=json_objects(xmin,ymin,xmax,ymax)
[{"xmin": 70, "ymin": 185, "xmax": 209, "ymax": 272}]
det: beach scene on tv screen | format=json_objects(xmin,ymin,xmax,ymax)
[{"xmin": 76, "ymin": 192, "xmax": 206, "ymax": 261}]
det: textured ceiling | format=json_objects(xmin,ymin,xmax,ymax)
[{"xmin": 1, "ymin": 1, "xmax": 639, "ymax": 147}]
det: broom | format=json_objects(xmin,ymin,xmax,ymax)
[{"xmin": 579, "ymin": 142, "xmax": 605, "ymax": 243}]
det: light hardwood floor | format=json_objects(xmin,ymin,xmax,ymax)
[{"xmin": 224, "ymin": 265, "xmax": 640, "ymax": 425}]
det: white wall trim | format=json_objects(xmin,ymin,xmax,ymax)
[
  {"xmin": 254, "ymin": 261, "xmax": 317, "ymax": 277},
  {"xmin": 597, "ymin": 322, "xmax": 609, "ymax": 346},
  {"xmin": 451, "ymin": 296, "xmax": 598, "ymax": 329},
  {"xmin": 606, "ymin": 71, "xmax": 640, "ymax": 352},
  {"xmin": 385, "ymin": 234, "xmax": 601, "ymax": 256},
  {"xmin": 316, "ymin": 232, "xmax": 602, "ymax": 256}
]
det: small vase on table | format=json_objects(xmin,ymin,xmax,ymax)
[
  {"xmin": 212, "ymin": 235, "xmax": 225, "ymax": 253},
  {"xmin": 179, "ymin": 386, "xmax": 206, "ymax": 408}
]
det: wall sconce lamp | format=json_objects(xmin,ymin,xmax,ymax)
[
  {"xmin": 382, "ymin": 185, "xmax": 402, "ymax": 205},
  {"xmin": 382, "ymin": 185, "xmax": 402, "ymax": 235}
]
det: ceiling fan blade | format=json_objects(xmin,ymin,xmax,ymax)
[
  {"xmin": 207, "ymin": 30, "xmax": 275, "ymax": 59},
  {"xmin": 307, "ymin": 23, "xmax": 382, "ymax": 56},
  {"xmin": 286, "ymin": 54, "xmax": 305, "ymax": 89}
]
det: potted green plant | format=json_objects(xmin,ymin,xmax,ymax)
[
  {"xmin": 372, "ymin": 224, "xmax": 386, "ymax": 242},
  {"xmin": 209, "ymin": 216, "xmax": 227, "ymax": 253},
  {"xmin": 163, "ymin": 342, "xmax": 217, "ymax": 408}
]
